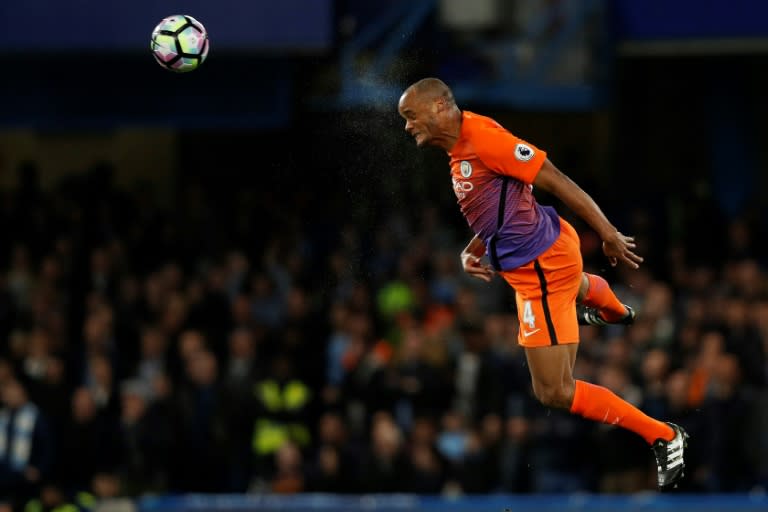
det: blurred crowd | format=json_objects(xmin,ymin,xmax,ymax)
[{"xmin": 0, "ymin": 160, "xmax": 767, "ymax": 510}]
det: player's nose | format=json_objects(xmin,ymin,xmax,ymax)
[{"xmin": 404, "ymin": 120, "xmax": 414, "ymax": 133}]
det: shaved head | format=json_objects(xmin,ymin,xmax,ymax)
[{"xmin": 405, "ymin": 77, "xmax": 456, "ymax": 106}]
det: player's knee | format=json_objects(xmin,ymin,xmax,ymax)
[
  {"xmin": 532, "ymin": 379, "xmax": 575, "ymax": 409},
  {"xmin": 577, "ymin": 273, "xmax": 589, "ymax": 302}
]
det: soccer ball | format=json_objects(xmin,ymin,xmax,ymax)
[{"xmin": 151, "ymin": 15, "xmax": 209, "ymax": 72}]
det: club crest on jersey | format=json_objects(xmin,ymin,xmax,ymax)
[
  {"xmin": 514, "ymin": 143, "xmax": 535, "ymax": 162},
  {"xmin": 460, "ymin": 160, "xmax": 472, "ymax": 178}
]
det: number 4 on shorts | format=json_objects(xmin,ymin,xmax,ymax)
[{"xmin": 523, "ymin": 300, "xmax": 536, "ymax": 329}]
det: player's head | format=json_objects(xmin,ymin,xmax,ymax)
[{"xmin": 398, "ymin": 78, "xmax": 460, "ymax": 149}]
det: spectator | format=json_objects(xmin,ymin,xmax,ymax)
[
  {"xmin": 220, "ymin": 327, "xmax": 263, "ymax": 491},
  {"xmin": 56, "ymin": 388, "xmax": 117, "ymax": 492},
  {"xmin": 639, "ymin": 348, "xmax": 671, "ymax": 421},
  {"xmin": 325, "ymin": 301, "xmax": 352, "ymax": 394},
  {"xmin": 662, "ymin": 369, "xmax": 710, "ymax": 491},
  {"xmin": 0, "ymin": 378, "xmax": 54, "ymax": 506},
  {"xmin": 451, "ymin": 321, "xmax": 504, "ymax": 423},
  {"xmin": 22, "ymin": 482, "xmax": 80, "ymax": 512},
  {"xmin": 26, "ymin": 356, "xmax": 69, "ymax": 444},
  {"xmin": 170, "ymin": 350, "xmax": 226, "ymax": 492},
  {"xmin": 85, "ymin": 471, "xmax": 126, "ymax": 510},
  {"xmin": 131, "ymin": 326, "xmax": 168, "ymax": 399},
  {"xmin": 307, "ymin": 444, "xmax": 354, "ymax": 493},
  {"xmin": 358, "ymin": 413, "xmax": 409, "ymax": 493},
  {"xmin": 84, "ymin": 355, "xmax": 118, "ymax": 419},
  {"xmin": 315, "ymin": 411, "xmax": 357, "ymax": 464},
  {"xmin": 250, "ymin": 273, "xmax": 284, "ymax": 329},
  {"xmin": 721, "ymin": 295, "xmax": 765, "ymax": 387},
  {"xmin": 527, "ymin": 408, "xmax": 594, "ymax": 492},
  {"xmin": 6, "ymin": 246, "xmax": 34, "ymax": 313},
  {"xmin": 392, "ymin": 327, "xmax": 450, "ymax": 427},
  {"xmin": 408, "ymin": 441, "xmax": 445, "ymax": 493},
  {"xmin": 435, "ymin": 410, "xmax": 470, "ymax": 474},
  {"xmin": 499, "ymin": 413, "xmax": 533, "ymax": 492},
  {"xmin": 251, "ymin": 354, "xmax": 313, "ymax": 479},
  {"xmin": 704, "ymin": 353, "xmax": 759, "ymax": 491},
  {"xmin": 115, "ymin": 381, "xmax": 170, "ymax": 495},
  {"xmin": 169, "ymin": 329, "xmax": 207, "ymax": 384},
  {"xmin": 224, "ymin": 327, "xmax": 263, "ymax": 390},
  {"xmin": 269, "ymin": 441, "xmax": 305, "ymax": 494}
]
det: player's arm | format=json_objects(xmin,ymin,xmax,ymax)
[
  {"xmin": 461, "ymin": 235, "xmax": 494, "ymax": 282},
  {"xmin": 533, "ymin": 159, "xmax": 643, "ymax": 269}
]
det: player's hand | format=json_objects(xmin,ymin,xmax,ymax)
[
  {"xmin": 602, "ymin": 232, "xmax": 643, "ymax": 269},
  {"xmin": 461, "ymin": 252, "xmax": 494, "ymax": 282}
]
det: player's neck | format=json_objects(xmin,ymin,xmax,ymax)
[{"xmin": 436, "ymin": 109, "xmax": 463, "ymax": 152}]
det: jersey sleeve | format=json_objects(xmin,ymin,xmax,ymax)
[{"xmin": 472, "ymin": 125, "xmax": 547, "ymax": 184}]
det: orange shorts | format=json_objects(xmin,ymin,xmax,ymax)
[{"xmin": 498, "ymin": 218, "xmax": 583, "ymax": 347}]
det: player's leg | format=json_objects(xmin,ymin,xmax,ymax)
[
  {"xmin": 504, "ymin": 218, "xmax": 686, "ymax": 489},
  {"xmin": 524, "ymin": 343, "xmax": 687, "ymax": 489},
  {"xmin": 524, "ymin": 343, "xmax": 672, "ymax": 442},
  {"xmin": 522, "ymin": 341, "xmax": 680, "ymax": 452},
  {"xmin": 524, "ymin": 343, "xmax": 577, "ymax": 409},
  {"xmin": 576, "ymin": 272, "xmax": 635, "ymax": 326}
]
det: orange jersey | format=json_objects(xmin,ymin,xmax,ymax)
[{"xmin": 448, "ymin": 111, "xmax": 561, "ymax": 270}]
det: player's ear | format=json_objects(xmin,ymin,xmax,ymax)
[{"xmin": 433, "ymin": 98, "xmax": 444, "ymax": 113}]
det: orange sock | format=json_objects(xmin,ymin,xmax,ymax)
[
  {"xmin": 570, "ymin": 380, "xmax": 674, "ymax": 444},
  {"xmin": 582, "ymin": 273, "xmax": 627, "ymax": 322}
]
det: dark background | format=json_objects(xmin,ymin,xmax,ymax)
[{"xmin": 0, "ymin": 1, "xmax": 767, "ymax": 510}]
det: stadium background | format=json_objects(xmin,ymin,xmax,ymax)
[{"xmin": 1, "ymin": 1, "xmax": 767, "ymax": 511}]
